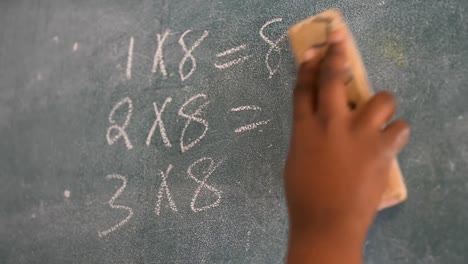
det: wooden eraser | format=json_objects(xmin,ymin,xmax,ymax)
[{"xmin": 288, "ymin": 9, "xmax": 407, "ymax": 210}]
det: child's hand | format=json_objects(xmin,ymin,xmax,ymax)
[{"xmin": 284, "ymin": 31, "xmax": 410, "ymax": 263}]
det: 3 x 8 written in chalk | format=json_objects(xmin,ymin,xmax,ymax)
[{"xmin": 97, "ymin": 157, "xmax": 224, "ymax": 238}]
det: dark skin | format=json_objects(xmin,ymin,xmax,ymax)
[{"xmin": 284, "ymin": 31, "xmax": 410, "ymax": 263}]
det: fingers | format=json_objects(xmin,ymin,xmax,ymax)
[
  {"xmin": 293, "ymin": 48, "xmax": 322, "ymax": 120},
  {"xmin": 356, "ymin": 91, "xmax": 396, "ymax": 129},
  {"xmin": 382, "ymin": 120, "xmax": 410, "ymax": 155},
  {"xmin": 317, "ymin": 31, "xmax": 349, "ymax": 120}
]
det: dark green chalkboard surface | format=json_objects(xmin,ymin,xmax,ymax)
[{"xmin": 1, "ymin": 0, "xmax": 468, "ymax": 263}]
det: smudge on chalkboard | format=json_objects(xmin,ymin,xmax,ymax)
[{"xmin": 380, "ymin": 38, "xmax": 408, "ymax": 66}]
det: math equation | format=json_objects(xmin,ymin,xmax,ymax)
[
  {"xmin": 125, "ymin": 18, "xmax": 288, "ymax": 81},
  {"xmin": 98, "ymin": 18, "xmax": 289, "ymax": 238}
]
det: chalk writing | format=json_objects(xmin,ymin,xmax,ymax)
[
  {"xmin": 90, "ymin": 18, "xmax": 296, "ymax": 82},
  {"xmin": 178, "ymin": 30, "xmax": 209, "ymax": 81},
  {"xmin": 231, "ymin": 105, "xmax": 262, "ymax": 112},
  {"xmin": 104, "ymin": 96, "xmax": 275, "ymax": 148},
  {"xmin": 126, "ymin": 36, "xmax": 134, "ymax": 80},
  {"xmin": 98, "ymin": 174, "xmax": 134, "ymax": 238},
  {"xmin": 235, "ymin": 120, "xmax": 271, "ymax": 133},
  {"xmin": 96, "ymin": 157, "xmax": 227, "ymax": 237},
  {"xmin": 187, "ymin": 157, "xmax": 223, "ymax": 212},
  {"xmin": 152, "ymin": 30, "xmax": 170, "ymax": 78},
  {"xmin": 106, "ymin": 97, "xmax": 134, "ymax": 150},
  {"xmin": 146, "ymin": 97, "xmax": 173, "ymax": 147},
  {"xmin": 260, "ymin": 18, "xmax": 287, "ymax": 78},
  {"xmin": 216, "ymin": 44, "xmax": 247, "ymax": 57},
  {"xmin": 155, "ymin": 164, "xmax": 178, "ymax": 216},
  {"xmin": 246, "ymin": 230, "xmax": 251, "ymax": 251},
  {"xmin": 179, "ymin": 94, "xmax": 210, "ymax": 153},
  {"xmin": 97, "ymin": 17, "xmax": 294, "ymax": 238},
  {"xmin": 214, "ymin": 44, "xmax": 252, "ymax": 69},
  {"xmin": 231, "ymin": 105, "xmax": 271, "ymax": 133}
]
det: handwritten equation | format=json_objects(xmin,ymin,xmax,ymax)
[
  {"xmin": 98, "ymin": 157, "xmax": 223, "ymax": 238},
  {"xmin": 106, "ymin": 95, "xmax": 270, "ymax": 151},
  {"xmin": 100, "ymin": 92, "xmax": 271, "ymax": 237},
  {"xmin": 98, "ymin": 18, "xmax": 286, "ymax": 237},
  {"xmin": 125, "ymin": 18, "xmax": 288, "ymax": 81},
  {"xmin": 97, "ymin": 18, "xmax": 290, "ymax": 238}
]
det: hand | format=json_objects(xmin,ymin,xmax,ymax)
[{"xmin": 284, "ymin": 31, "xmax": 410, "ymax": 263}]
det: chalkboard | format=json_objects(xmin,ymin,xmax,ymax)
[{"xmin": 1, "ymin": 0, "xmax": 468, "ymax": 263}]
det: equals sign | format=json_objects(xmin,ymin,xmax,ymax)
[
  {"xmin": 230, "ymin": 105, "xmax": 272, "ymax": 133},
  {"xmin": 214, "ymin": 44, "xmax": 252, "ymax": 70}
]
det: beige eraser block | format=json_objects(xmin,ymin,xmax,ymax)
[{"xmin": 288, "ymin": 9, "xmax": 407, "ymax": 210}]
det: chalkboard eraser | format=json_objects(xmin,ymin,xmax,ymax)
[{"xmin": 287, "ymin": 9, "xmax": 407, "ymax": 210}]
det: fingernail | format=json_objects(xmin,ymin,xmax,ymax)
[
  {"xmin": 397, "ymin": 127, "xmax": 410, "ymax": 146},
  {"xmin": 303, "ymin": 48, "xmax": 316, "ymax": 62}
]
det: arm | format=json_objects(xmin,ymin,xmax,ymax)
[{"xmin": 284, "ymin": 30, "xmax": 410, "ymax": 264}]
